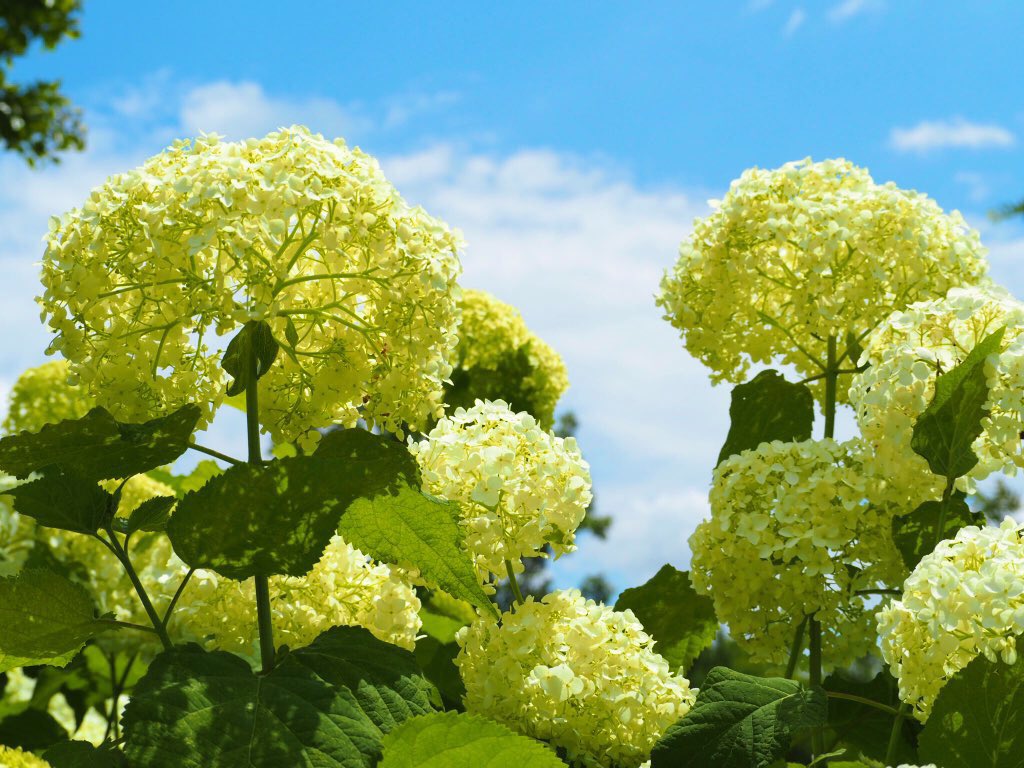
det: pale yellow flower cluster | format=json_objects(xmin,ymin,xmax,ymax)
[
  {"xmin": 657, "ymin": 158, "xmax": 988, "ymax": 399},
  {"xmin": 851, "ymin": 285, "xmax": 1024, "ymax": 490},
  {"xmin": 877, "ymin": 518, "xmax": 1024, "ymax": 721},
  {"xmin": 456, "ymin": 589, "xmax": 695, "ymax": 768},
  {"xmin": 2, "ymin": 360, "xmax": 91, "ymax": 434},
  {"xmin": 0, "ymin": 746, "xmax": 51, "ymax": 768},
  {"xmin": 39, "ymin": 125, "xmax": 463, "ymax": 442},
  {"xmin": 452, "ymin": 289, "xmax": 569, "ymax": 428},
  {"xmin": 409, "ymin": 399, "xmax": 592, "ymax": 582},
  {"xmin": 689, "ymin": 439, "xmax": 909, "ymax": 669},
  {"xmin": 172, "ymin": 534, "xmax": 422, "ymax": 654}
]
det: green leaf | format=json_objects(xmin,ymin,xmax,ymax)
[
  {"xmin": 919, "ymin": 654, "xmax": 1024, "ymax": 768},
  {"xmin": 911, "ymin": 327, "xmax": 1005, "ymax": 479},
  {"xmin": 823, "ymin": 671, "xmax": 917, "ymax": 764},
  {"xmin": 650, "ymin": 666, "xmax": 828, "ymax": 768},
  {"xmin": 844, "ymin": 330, "xmax": 865, "ymax": 368},
  {"xmin": 614, "ymin": 564, "xmax": 718, "ymax": 672},
  {"xmin": 43, "ymin": 740, "xmax": 128, "ymax": 768},
  {"xmin": 0, "ymin": 708, "xmax": 68, "ymax": 751},
  {"xmin": 122, "ymin": 626, "xmax": 435, "ymax": 767},
  {"xmin": 124, "ymin": 495, "xmax": 176, "ymax": 534},
  {"xmin": 378, "ymin": 711, "xmax": 565, "ymax": 768},
  {"xmin": 338, "ymin": 483, "xmax": 497, "ymax": 617},
  {"xmin": 891, "ymin": 493, "xmax": 983, "ymax": 571},
  {"xmin": 7, "ymin": 465, "xmax": 113, "ymax": 533},
  {"xmin": 167, "ymin": 430, "xmax": 411, "ymax": 580},
  {"xmin": 221, "ymin": 319, "xmax": 280, "ymax": 396},
  {"xmin": 414, "ymin": 637, "xmax": 465, "ymax": 709},
  {"xmin": 0, "ymin": 405, "xmax": 201, "ymax": 482},
  {"xmin": 0, "ymin": 569, "xmax": 111, "ymax": 673},
  {"xmin": 717, "ymin": 370, "xmax": 814, "ymax": 466},
  {"xmin": 148, "ymin": 461, "xmax": 224, "ymax": 498}
]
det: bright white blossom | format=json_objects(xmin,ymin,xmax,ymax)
[
  {"xmin": 456, "ymin": 589, "xmax": 695, "ymax": 768},
  {"xmin": 409, "ymin": 399, "xmax": 592, "ymax": 582},
  {"xmin": 39, "ymin": 125, "xmax": 463, "ymax": 443},
  {"xmin": 877, "ymin": 517, "xmax": 1024, "ymax": 720},
  {"xmin": 449, "ymin": 289, "xmax": 569, "ymax": 429},
  {"xmin": 690, "ymin": 438, "xmax": 910, "ymax": 669},
  {"xmin": 657, "ymin": 158, "xmax": 988, "ymax": 401},
  {"xmin": 851, "ymin": 285, "xmax": 1024, "ymax": 491}
]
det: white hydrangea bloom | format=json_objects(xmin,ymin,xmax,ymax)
[
  {"xmin": 690, "ymin": 438, "xmax": 912, "ymax": 669},
  {"xmin": 877, "ymin": 518, "xmax": 1024, "ymax": 720},
  {"xmin": 456, "ymin": 589, "xmax": 695, "ymax": 768},
  {"xmin": 851, "ymin": 285, "xmax": 1024, "ymax": 491},
  {"xmin": 409, "ymin": 399, "xmax": 592, "ymax": 582}
]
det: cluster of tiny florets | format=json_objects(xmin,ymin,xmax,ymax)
[
  {"xmin": 877, "ymin": 517, "xmax": 1024, "ymax": 721},
  {"xmin": 2, "ymin": 360, "xmax": 91, "ymax": 435},
  {"xmin": 0, "ymin": 746, "xmax": 52, "ymax": 768},
  {"xmin": 456, "ymin": 589, "xmax": 695, "ymax": 768},
  {"xmin": 689, "ymin": 438, "xmax": 909, "ymax": 669},
  {"xmin": 409, "ymin": 399, "xmax": 592, "ymax": 582},
  {"xmin": 657, "ymin": 158, "xmax": 988, "ymax": 400},
  {"xmin": 449, "ymin": 289, "xmax": 569, "ymax": 428},
  {"xmin": 851, "ymin": 285, "xmax": 1024, "ymax": 491},
  {"xmin": 39, "ymin": 125, "xmax": 463, "ymax": 442}
]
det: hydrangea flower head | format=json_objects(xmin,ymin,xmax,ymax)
[
  {"xmin": 447, "ymin": 289, "xmax": 569, "ymax": 428},
  {"xmin": 877, "ymin": 517, "xmax": 1024, "ymax": 720},
  {"xmin": 0, "ymin": 746, "xmax": 51, "ymax": 768},
  {"xmin": 456, "ymin": 589, "xmax": 695, "ymax": 768},
  {"xmin": 2, "ymin": 360, "xmax": 91, "ymax": 434},
  {"xmin": 657, "ymin": 158, "xmax": 988, "ymax": 400},
  {"xmin": 409, "ymin": 399, "xmax": 592, "ymax": 582},
  {"xmin": 39, "ymin": 125, "xmax": 463, "ymax": 442},
  {"xmin": 689, "ymin": 438, "xmax": 911, "ymax": 669},
  {"xmin": 851, "ymin": 285, "xmax": 1024, "ymax": 490}
]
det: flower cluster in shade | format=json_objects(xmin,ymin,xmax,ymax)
[
  {"xmin": 851, "ymin": 285, "xmax": 1024, "ymax": 492},
  {"xmin": 0, "ymin": 746, "xmax": 51, "ymax": 768},
  {"xmin": 38, "ymin": 125, "xmax": 463, "ymax": 444},
  {"xmin": 877, "ymin": 518, "xmax": 1024, "ymax": 721},
  {"xmin": 409, "ymin": 399, "xmax": 592, "ymax": 583},
  {"xmin": 657, "ymin": 157, "xmax": 988, "ymax": 401},
  {"xmin": 447, "ymin": 289, "xmax": 569, "ymax": 429},
  {"xmin": 456, "ymin": 589, "xmax": 695, "ymax": 768},
  {"xmin": 689, "ymin": 438, "xmax": 911, "ymax": 669}
]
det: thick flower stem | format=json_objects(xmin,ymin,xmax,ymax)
[
  {"xmin": 246, "ymin": 360, "xmax": 276, "ymax": 674},
  {"xmin": 824, "ymin": 335, "xmax": 838, "ymax": 440},
  {"xmin": 934, "ymin": 476, "xmax": 957, "ymax": 548},
  {"xmin": 885, "ymin": 703, "xmax": 910, "ymax": 764},
  {"xmin": 808, "ymin": 616, "xmax": 824, "ymax": 757},
  {"xmin": 505, "ymin": 559, "xmax": 525, "ymax": 606},
  {"xmin": 784, "ymin": 615, "xmax": 808, "ymax": 679},
  {"xmin": 103, "ymin": 530, "xmax": 173, "ymax": 651}
]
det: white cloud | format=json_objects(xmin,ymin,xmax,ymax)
[
  {"xmin": 783, "ymin": 8, "xmax": 806, "ymax": 36},
  {"xmin": 890, "ymin": 118, "xmax": 1016, "ymax": 153},
  {"xmin": 828, "ymin": 0, "xmax": 883, "ymax": 23}
]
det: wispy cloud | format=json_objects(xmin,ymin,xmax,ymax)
[
  {"xmin": 783, "ymin": 8, "xmax": 806, "ymax": 37},
  {"xmin": 828, "ymin": 0, "xmax": 883, "ymax": 23},
  {"xmin": 889, "ymin": 117, "xmax": 1016, "ymax": 153},
  {"xmin": 954, "ymin": 172, "xmax": 990, "ymax": 203}
]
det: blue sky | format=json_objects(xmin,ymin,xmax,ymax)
[{"xmin": 4, "ymin": 0, "xmax": 1024, "ymax": 593}]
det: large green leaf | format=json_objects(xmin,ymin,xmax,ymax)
[
  {"xmin": 911, "ymin": 327, "xmax": 1005, "ymax": 480},
  {"xmin": 167, "ymin": 430, "xmax": 409, "ymax": 580},
  {"xmin": 221, "ymin": 319, "xmax": 280, "ymax": 397},
  {"xmin": 0, "ymin": 708, "xmax": 68, "ymax": 751},
  {"xmin": 0, "ymin": 405, "xmax": 201, "ymax": 482},
  {"xmin": 717, "ymin": 370, "xmax": 814, "ymax": 466},
  {"xmin": 338, "ymin": 484, "xmax": 496, "ymax": 617},
  {"xmin": 0, "ymin": 569, "xmax": 110, "ymax": 673},
  {"xmin": 615, "ymin": 564, "xmax": 717, "ymax": 672},
  {"xmin": 6, "ymin": 465, "xmax": 113, "ymax": 533},
  {"xmin": 378, "ymin": 711, "xmax": 565, "ymax": 768},
  {"xmin": 43, "ymin": 740, "xmax": 128, "ymax": 768},
  {"xmin": 823, "ymin": 671, "xmax": 917, "ymax": 764},
  {"xmin": 122, "ymin": 626, "xmax": 436, "ymax": 767},
  {"xmin": 891, "ymin": 493, "xmax": 982, "ymax": 571},
  {"xmin": 651, "ymin": 667, "xmax": 827, "ymax": 768},
  {"xmin": 919, "ymin": 654, "xmax": 1024, "ymax": 768}
]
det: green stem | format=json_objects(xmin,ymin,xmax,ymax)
[
  {"xmin": 245, "ymin": 359, "xmax": 276, "ymax": 674},
  {"xmin": 785, "ymin": 615, "xmax": 808, "ymax": 679},
  {"xmin": 102, "ymin": 531, "xmax": 173, "ymax": 651},
  {"xmin": 161, "ymin": 567, "xmax": 195, "ymax": 630},
  {"xmin": 885, "ymin": 703, "xmax": 910, "ymax": 764},
  {"xmin": 187, "ymin": 441, "xmax": 244, "ymax": 466},
  {"xmin": 505, "ymin": 559, "xmax": 525, "ymax": 606},
  {"xmin": 934, "ymin": 476, "xmax": 957, "ymax": 548},
  {"xmin": 824, "ymin": 335, "xmax": 838, "ymax": 439},
  {"xmin": 825, "ymin": 691, "xmax": 901, "ymax": 717},
  {"xmin": 98, "ymin": 619, "xmax": 159, "ymax": 635},
  {"xmin": 809, "ymin": 617, "xmax": 825, "ymax": 759}
]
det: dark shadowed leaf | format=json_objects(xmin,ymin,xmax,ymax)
[
  {"xmin": 124, "ymin": 495, "xmax": 176, "ymax": 535},
  {"xmin": 0, "ymin": 405, "xmax": 201, "ymax": 481},
  {"xmin": 0, "ymin": 708, "xmax": 68, "ymax": 751},
  {"xmin": 43, "ymin": 739, "xmax": 128, "ymax": 767},
  {"xmin": 221, "ymin": 320, "xmax": 280, "ymax": 396},
  {"xmin": 615, "ymin": 564, "xmax": 717, "ymax": 672},
  {"xmin": 911, "ymin": 327, "xmax": 1005, "ymax": 479},
  {"xmin": 717, "ymin": 370, "xmax": 814, "ymax": 466},
  {"xmin": 6, "ymin": 465, "xmax": 112, "ymax": 533},
  {"xmin": 122, "ymin": 626, "xmax": 435, "ymax": 767},
  {"xmin": 823, "ymin": 670, "xmax": 917, "ymax": 764},
  {"xmin": 651, "ymin": 667, "xmax": 827, "ymax": 768},
  {"xmin": 892, "ymin": 493, "xmax": 982, "ymax": 571}
]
